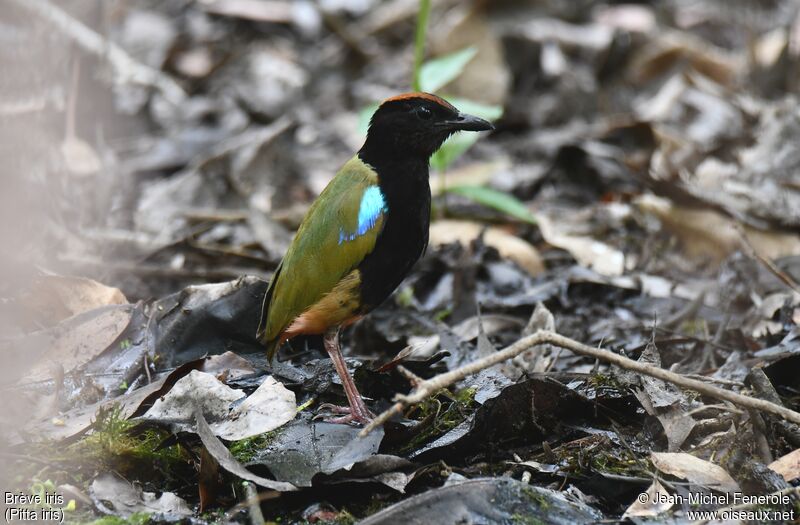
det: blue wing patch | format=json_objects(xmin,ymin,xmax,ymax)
[{"xmin": 339, "ymin": 186, "xmax": 387, "ymax": 244}]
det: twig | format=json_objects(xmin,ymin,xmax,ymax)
[
  {"xmin": 396, "ymin": 365, "xmax": 423, "ymax": 387},
  {"xmin": 687, "ymin": 403, "xmax": 744, "ymax": 417},
  {"xmin": 8, "ymin": 0, "xmax": 186, "ymax": 105},
  {"xmin": 661, "ymin": 291, "xmax": 706, "ymax": 329},
  {"xmin": 683, "ymin": 374, "xmax": 744, "ymax": 387},
  {"xmin": 736, "ymin": 224, "xmax": 800, "ymax": 295},
  {"xmin": 360, "ymin": 330, "xmax": 800, "ymax": 436}
]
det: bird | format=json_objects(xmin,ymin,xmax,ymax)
[{"xmin": 257, "ymin": 92, "xmax": 494, "ymax": 425}]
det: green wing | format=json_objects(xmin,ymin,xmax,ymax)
[{"xmin": 257, "ymin": 156, "xmax": 386, "ymax": 358}]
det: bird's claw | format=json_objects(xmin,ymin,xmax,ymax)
[{"xmin": 314, "ymin": 403, "xmax": 374, "ymax": 426}]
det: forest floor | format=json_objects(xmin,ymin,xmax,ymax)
[{"xmin": 2, "ymin": 0, "xmax": 800, "ymax": 523}]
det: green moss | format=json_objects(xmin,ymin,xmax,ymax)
[
  {"xmin": 400, "ymin": 387, "xmax": 477, "ymax": 453},
  {"xmin": 331, "ymin": 510, "xmax": 356, "ymax": 524},
  {"xmin": 66, "ymin": 405, "xmax": 187, "ymax": 479},
  {"xmin": 453, "ymin": 387, "xmax": 477, "ymax": 404},
  {"xmin": 511, "ymin": 513, "xmax": 545, "ymax": 525},
  {"xmin": 547, "ymin": 436, "xmax": 648, "ymax": 478},
  {"xmin": 521, "ymin": 486, "xmax": 550, "ymax": 510},
  {"xmin": 197, "ymin": 508, "xmax": 227, "ymax": 524},
  {"xmin": 395, "ymin": 286, "xmax": 415, "ymax": 308},
  {"xmin": 229, "ymin": 431, "xmax": 278, "ymax": 463},
  {"xmin": 433, "ymin": 308, "xmax": 452, "ymax": 322},
  {"xmin": 268, "ymin": 509, "xmax": 355, "ymax": 525},
  {"xmin": 587, "ymin": 372, "xmax": 624, "ymax": 391},
  {"xmin": 77, "ymin": 512, "xmax": 151, "ymax": 525},
  {"xmin": 680, "ymin": 319, "xmax": 706, "ymax": 336}
]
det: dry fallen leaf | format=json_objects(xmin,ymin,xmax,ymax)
[
  {"xmin": 627, "ymin": 30, "xmax": 744, "ymax": 86},
  {"xmin": 143, "ymin": 370, "xmax": 296, "ymax": 440},
  {"xmin": 194, "ymin": 409, "xmax": 297, "ymax": 492},
  {"xmin": 430, "ymin": 161, "xmax": 508, "ymax": 197},
  {"xmin": 622, "ymin": 479, "xmax": 673, "ymax": 518},
  {"xmin": 90, "ymin": 474, "xmax": 192, "ymax": 518},
  {"xmin": 21, "ymin": 305, "xmax": 133, "ymax": 384},
  {"xmin": 200, "ymin": 0, "xmax": 293, "ymax": 23},
  {"xmin": 650, "ymin": 452, "xmax": 740, "ymax": 492},
  {"xmin": 632, "ymin": 344, "xmax": 695, "ymax": 452},
  {"xmin": 636, "ymin": 194, "xmax": 800, "ymax": 264},
  {"xmin": 430, "ymin": 5, "xmax": 509, "ymax": 106},
  {"xmin": 537, "ymin": 213, "xmax": 625, "ymax": 276},
  {"xmin": 429, "ymin": 220, "xmax": 544, "ymax": 276},
  {"xmin": 23, "ymin": 274, "xmax": 128, "ymax": 326},
  {"xmin": 198, "ymin": 446, "xmax": 224, "ymax": 513},
  {"xmin": 768, "ymin": 448, "xmax": 800, "ymax": 482},
  {"xmin": 19, "ymin": 351, "xmax": 258, "ymax": 444}
]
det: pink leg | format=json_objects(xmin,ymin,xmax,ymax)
[{"xmin": 319, "ymin": 327, "xmax": 373, "ymax": 425}]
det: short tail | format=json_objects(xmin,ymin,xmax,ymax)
[
  {"xmin": 256, "ymin": 309, "xmax": 283, "ymax": 363},
  {"xmin": 262, "ymin": 336, "xmax": 283, "ymax": 363},
  {"xmin": 257, "ymin": 264, "xmax": 284, "ymax": 363}
]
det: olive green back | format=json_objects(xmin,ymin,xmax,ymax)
[{"xmin": 257, "ymin": 156, "xmax": 384, "ymax": 357}]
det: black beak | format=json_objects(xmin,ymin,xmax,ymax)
[{"xmin": 442, "ymin": 112, "xmax": 495, "ymax": 132}]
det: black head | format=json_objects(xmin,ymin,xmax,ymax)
[{"xmin": 360, "ymin": 92, "xmax": 494, "ymax": 162}]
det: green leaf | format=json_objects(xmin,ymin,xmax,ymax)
[
  {"xmin": 431, "ymin": 97, "xmax": 503, "ymax": 171},
  {"xmin": 444, "ymin": 98, "xmax": 504, "ymax": 121},
  {"xmin": 419, "ymin": 47, "xmax": 478, "ymax": 93},
  {"xmin": 412, "ymin": 0, "xmax": 432, "ymax": 91},
  {"xmin": 447, "ymin": 185, "xmax": 536, "ymax": 224}
]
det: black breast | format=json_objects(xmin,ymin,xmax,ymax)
[{"xmin": 356, "ymin": 157, "xmax": 431, "ymax": 311}]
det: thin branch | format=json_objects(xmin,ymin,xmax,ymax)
[
  {"xmin": 9, "ymin": 0, "xmax": 186, "ymax": 105},
  {"xmin": 360, "ymin": 330, "xmax": 800, "ymax": 436},
  {"xmin": 396, "ymin": 365, "xmax": 423, "ymax": 387},
  {"xmin": 736, "ymin": 224, "xmax": 800, "ymax": 296}
]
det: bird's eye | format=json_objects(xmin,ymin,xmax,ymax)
[{"xmin": 416, "ymin": 106, "xmax": 432, "ymax": 120}]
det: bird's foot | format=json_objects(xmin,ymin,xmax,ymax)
[{"xmin": 315, "ymin": 403, "xmax": 374, "ymax": 426}]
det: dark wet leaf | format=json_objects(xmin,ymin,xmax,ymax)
[
  {"xmin": 409, "ymin": 376, "xmax": 602, "ymax": 461},
  {"xmin": 152, "ymin": 277, "xmax": 268, "ymax": 367},
  {"xmin": 244, "ymin": 414, "xmax": 384, "ymax": 487},
  {"xmin": 358, "ymin": 477, "xmax": 603, "ymax": 524},
  {"xmin": 194, "ymin": 408, "xmax": 297, "ymax": 492}
]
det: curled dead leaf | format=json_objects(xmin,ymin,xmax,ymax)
[
  {"xmin": 622, "ymin": 479, "xmax": 673, "ymax": 519},
  {"xmin": 429, "ymin": 220, "xmax": 544, "ymax": 276},
  {"xmin": 24, "ymin": 274, "xmax": 128, "ymax": 327},
  {"xmin": 650, "ymin": 452, "xmax": 740, "ymax": 492},
  {"xmin": 537, "ymin": 213, "xmax": 625, "ymax": 276},
  {"xmin": 636, "ymin": 194, "xmax": 800, "ymax": 264},
  {"xmin": 20, "ymin": 305, "xmax": 134, "ymax": 384},
  {"xmin": 769, "ymin": 448, "xmax": 800, "ymax": 482},
  {"xmin": 143, "ymin": 370, "xmax": 296, "ymax": 440},
  {"xmin": 430, "ymin": 6, "xmax": 509, "ymax": 106}
]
